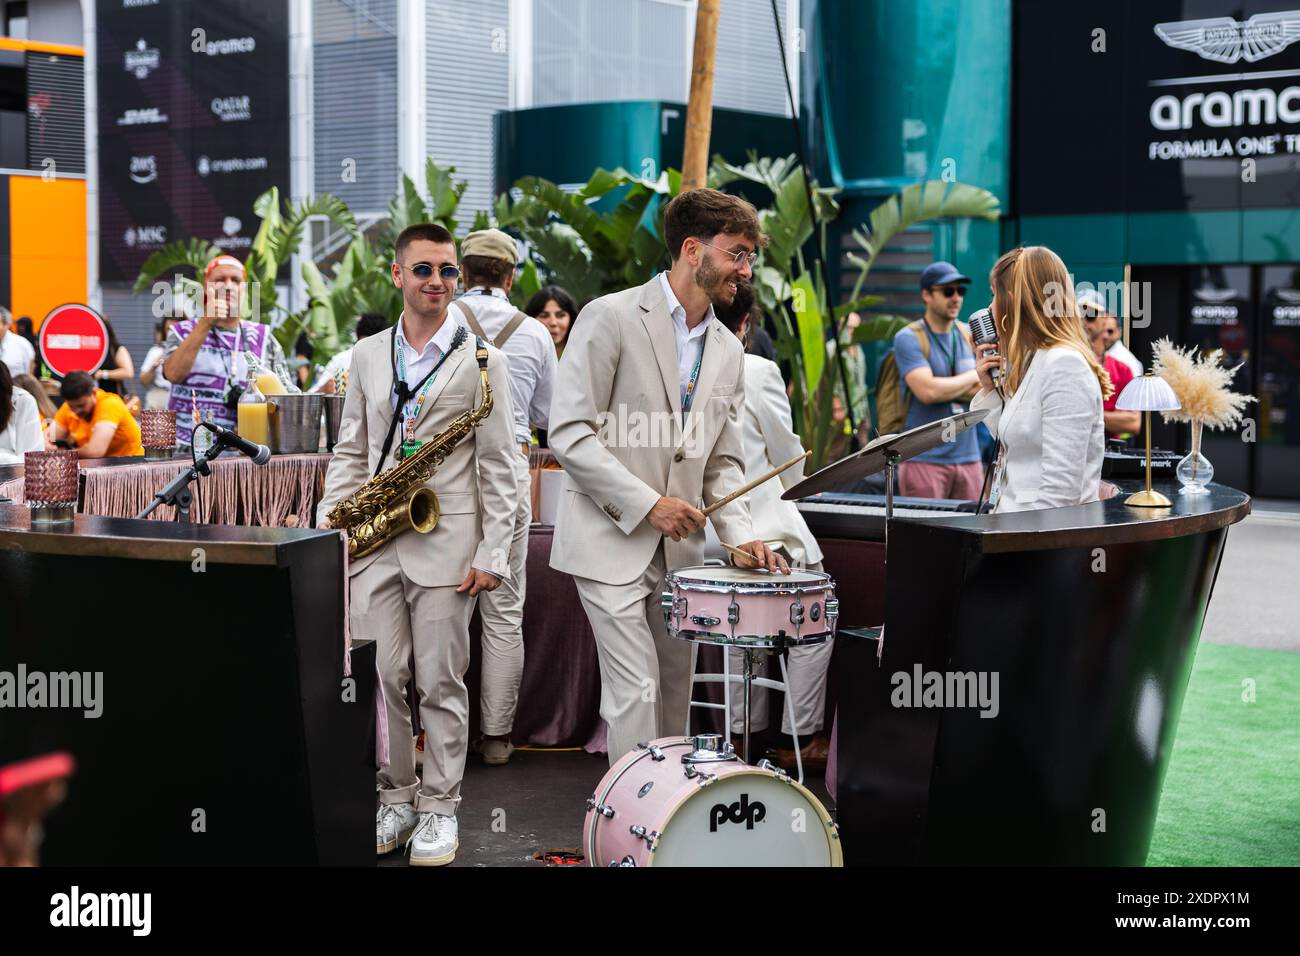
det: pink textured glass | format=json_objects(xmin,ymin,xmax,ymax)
[
  {"xmin": 24, "ymin": 449, "xmax": 79, "ymax": 505},
  {"xmin": 141, "ymin": 409, "xmax": 177, "ymax": 448}
]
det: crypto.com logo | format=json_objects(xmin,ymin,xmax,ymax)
[{"xmin": 1155, "ymin": 11, "xmax": 1300, "ymax": 65}]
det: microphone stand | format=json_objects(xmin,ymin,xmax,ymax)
[{"xmin": 136, "ymin": 440, "xmax": 225, "ymax": 523}]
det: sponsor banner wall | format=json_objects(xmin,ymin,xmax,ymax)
[
  {"xmin": 1017, "ymin": 0, "xmax": 1300, "ymax": 215},
  {"xmin": 97, "ymin": 0, "xmax": 289, "ymax": 281}
]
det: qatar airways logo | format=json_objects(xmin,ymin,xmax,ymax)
[
  {"xmin": 1154, "ymin": 12, "xmax": 1300, "ymax": 65},
  {"xmin": 211, "ymin": 96, "xmax": 251, "ymax": 122}
]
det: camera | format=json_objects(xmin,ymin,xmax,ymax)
[{"xmin": 224, "ymin": 383, "xmax": 245, "ymax": 410}]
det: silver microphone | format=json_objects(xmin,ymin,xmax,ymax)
[{"xmin": 968, "ymin": 308, "xmax": 1001, "ymax": 386}]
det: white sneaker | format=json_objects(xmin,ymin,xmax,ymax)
[
  {"xmin": 408, "ymin": 812, "xmax": 458, "ymax": 867},
  {"xmin": 481, "ymin": 738, "xmax": 515, "ymax": 765},
  {"xmin": 376, "ymin": 802, "xmax": 419, "ymax": 855}
]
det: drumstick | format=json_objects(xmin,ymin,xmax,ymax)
[
  {"xmin": 719, "ymin": 541, "xmax": 771, "ymax": 571},
  {"xmin": 701, "ymin": 451, "xmax": 810, "ymax": 517}
]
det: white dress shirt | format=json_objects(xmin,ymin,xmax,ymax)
[
  {"xmin": 0, "ymin": 331, "xmax": 35, "ymax": 379},
  {"xmin": 0, "ymin": 389, "xmax": 45, "ymax": 465},
  {"xmin": 659, "ymin": 271, "xmax": 713, "ymax": 405},
  {"xmin": 391, "ymin": 311, "xmax": 461, "ymax": 411},
  {"xmin": 455, "ymin": 286, "xmax": 557, "ymax": 444}
]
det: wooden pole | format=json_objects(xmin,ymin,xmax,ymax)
[{"xmin": 681, "ymin": 0, "xmax": 721, "ymax": 191}]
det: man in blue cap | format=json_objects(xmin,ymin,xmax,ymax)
[{"xmin": 889, "ymin": 261, "xmax": 983, "ymax": 500}]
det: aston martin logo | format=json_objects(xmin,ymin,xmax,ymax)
[{"xmin": 1155, "ymin": 11, "xmax": 1300, "ymax": 64}]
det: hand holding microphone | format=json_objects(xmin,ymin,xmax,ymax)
[{"xmin": 969, "ymin": 307, "xmax": 1003, "ymax": 391}]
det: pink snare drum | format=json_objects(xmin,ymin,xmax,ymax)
[
  {"xmin": 584, "ymin": 735, "xmax": 842, "ymax": 867},
  {"xmin": 661, "ymin": 565, "xmax": 838, "ymax": 647}
]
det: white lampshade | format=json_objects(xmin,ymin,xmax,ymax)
[{"xmin": 1116, "ymin": 372, "xmax": 1181, "ymax": 412}]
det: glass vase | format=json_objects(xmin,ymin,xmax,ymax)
[{"xmin": 1176, "ymin": 419, "xmax": 1213, "ymax": 495}]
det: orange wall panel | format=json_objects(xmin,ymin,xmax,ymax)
[{"xmin": 9, "ymin": 175, "xmax": 87, "ymax": 328}]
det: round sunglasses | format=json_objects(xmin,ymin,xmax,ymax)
[{"xmin": 403, "ymin": 263, "xmax": 462, "ymax": 281}]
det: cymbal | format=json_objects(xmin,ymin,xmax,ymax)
[{"xmin": 781, "ymin": 409, "xmax": 989, "ymax": 500}]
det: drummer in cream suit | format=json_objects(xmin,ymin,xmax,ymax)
[
  {"xmin": 549, "ymin": 188, "xmax": 788, "ymax": 766},
  {"xmin": 317, "ymin": 223, "xmax": 519, "ymax": 867},
  {"xmin": 715, "ymin": 286, "xmax": 833, "ymax": 770}
]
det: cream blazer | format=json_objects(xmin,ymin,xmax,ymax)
[
  {"xmin": 548, "ymin": 276, "xmax": 754, "ymax": 585},
  {"xmin": 317, "ymin": 320, "xmax": 519, "ymax": 587}
]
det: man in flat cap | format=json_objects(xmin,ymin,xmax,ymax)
[{"xmin": 451, "ymin": 228, "xmax": 557, "ymax": 765}]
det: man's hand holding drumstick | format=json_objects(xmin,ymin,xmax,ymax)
[{"xmin": 646, "ymin": 450, "xmax": 808, "ymax": 574}]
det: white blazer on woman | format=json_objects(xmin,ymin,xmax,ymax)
[
  {"xmin": 0, "ymin": 389, "xmax": 44, "ymax": 466},
  {"xmin": 739, "ymin": 354, "xmax": 822, "ymax": 566},
  {"xmin": 970, "ymin": 346, "xmax": 1104, "ymax": 513}
]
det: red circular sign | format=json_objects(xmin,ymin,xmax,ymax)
[{"xmin": 39, "ymin": 304, "xmax": 110, "ymax": 378}]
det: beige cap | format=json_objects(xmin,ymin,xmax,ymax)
[{"xmin": 461, "ymin": 228, "xmax": 518, "ymax": 265}]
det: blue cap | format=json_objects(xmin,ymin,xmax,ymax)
[{"xmin": 919, "ymin": 261, "xmax": 970, "ymax": 291}]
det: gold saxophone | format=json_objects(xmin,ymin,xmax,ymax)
[{"xmin": 328, "ymin": 341, "xmax": 493, "ymax": 559}]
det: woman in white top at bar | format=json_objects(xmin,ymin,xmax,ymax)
[{"xmin": 970, "ymin": 246, "xmax": 1108, "ymax": 514}]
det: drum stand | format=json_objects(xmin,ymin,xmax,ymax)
[{"xmin": 686, "ymin": 642, "xmax": 806, "ymax": 784}]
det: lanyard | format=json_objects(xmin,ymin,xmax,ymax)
[
  {"xmin": 681, "ymin": 335, "xmax": 707, "ymax": 413},
  {"xmin": 377, "ymin": 324, "xmax": 468, "ymax": 473},
  {"xmin": 209, "ymin": 323, "xmax": 246, "ymax": 383},
  {"xmin": 396, "ymin": 334, "xmax": 449, "ymax": 440},
  {"xmin": 928, "ymin": 325, "xmax": 958, "ymax": 377}
]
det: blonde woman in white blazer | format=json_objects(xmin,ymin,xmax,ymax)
[{"xmin": 970, "ymin": 246, "xmax": 1110, "ymax": 514}]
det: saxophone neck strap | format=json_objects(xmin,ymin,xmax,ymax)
[{"xmin": 376, "ymin": 324, "xmax": 469, "ymax": 477}]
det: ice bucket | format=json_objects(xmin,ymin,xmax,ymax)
[{"xmin": 267, "ymin": 394, "xmax": 325, "ymax": 454}]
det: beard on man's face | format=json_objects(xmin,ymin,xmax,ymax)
[{"xmin": 693, "ymin": 254, "xmax": 737, "ymax": 307}]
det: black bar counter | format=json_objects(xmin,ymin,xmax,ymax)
[
  {"xmin": 0, "ymin": 505, "xmax": 375, "ymax": 866},
  {"xmin": 833, "ymin": 481, "xmax": 1250, "ymax": 865}
]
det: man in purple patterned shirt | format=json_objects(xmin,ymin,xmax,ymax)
[{"xmin": 162, "ymin": 254, "xmax": 295, "ymax": 445}]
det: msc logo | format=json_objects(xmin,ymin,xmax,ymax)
[
  {"xmin": 124, "ymin": 225, "xmax": 166, "ymax": 247},
  {"xmin": 709, "ymin": 793, "xmax": 766, "ymax": 832},
  {"xmin": 1155, "ymin": 11, "xmax": 1300, "ymax": 64}
]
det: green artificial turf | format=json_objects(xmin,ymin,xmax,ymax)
[{"xmin": 1147, "ymin": 641, "xmax": 1300, "ymax": 866}]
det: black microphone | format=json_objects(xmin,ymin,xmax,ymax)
[
  {"xmin": 968, "ymin": 307, "xmax": 1001, "ymax": 386},
  {"xmin": 199, "ymin": 421, "xmax": 272, "ymax": 465}
]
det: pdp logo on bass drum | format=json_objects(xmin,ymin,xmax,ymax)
[{"xmin": 710, "ymin": 793, "xmax": 766, "ymax": 832}]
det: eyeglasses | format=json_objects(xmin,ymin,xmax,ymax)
[
  {"xmin": 930, "ymin": 285, "xmax": 968, "ymax": 298},
  {"xmin": 404, "ymin": 263, "xmax": 461, "ymax": 281},
  {"xmin": 696, "ymin": 239, "xmax": 758, "ymax": 269}
]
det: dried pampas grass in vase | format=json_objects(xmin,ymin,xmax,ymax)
[{"xmin": 1151, "ymin": 338, "xmax": 1256, "ymax": 494}]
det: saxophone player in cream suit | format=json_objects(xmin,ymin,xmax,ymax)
[
  {"xmin": 549, "ymin": 189, "xmax": 788, "ymax": 766},
  {"xmin": 318, "ymin": 224, "xmax": 519, "ymax": 867}
]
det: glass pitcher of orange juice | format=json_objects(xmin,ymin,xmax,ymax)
[{"xmin": 237, "ymin": 369, "xmax": 270, "ymax": 447}]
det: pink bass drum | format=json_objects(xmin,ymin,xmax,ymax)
[
  {"xmin": 584, "ymin": 735, "xmax": 842, "ymax": 867},
  {"xmin": 661, "ymin": 566, "xmax": 838, "ymax": 647}
]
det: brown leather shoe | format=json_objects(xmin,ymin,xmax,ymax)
[{"xmin": 770, "ymin": 734, "xmax": 829, "ymax": 772}]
